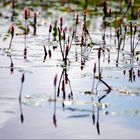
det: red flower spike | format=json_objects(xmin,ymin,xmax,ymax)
[
  {"xmin": 60, "ymin": 17, "xmax": 63, "ymax": 31},
  {"xmin": 49, "ymin": 24, "xmax": 52, "ymax": 33},
  {"xmin": 28, "ymin": 9, "xmax": 30, "ymax": 17},
  {"xmin": 24, "ymin": 8, "xmax": 28, "ymax": 20},
  {"xmin": 10, "ymin": 23, "xmax": 14, "ymax": 38},
  {"xmin": 83, "ymin": 10, "xmax": 87, "ymax": 16},
  {"xmin": 60, "ymin": 17, "xmax": 63, "ymax": 26},
  {"xmin": 119, "ymin": 18, "xmax": 123, "ymax": 26},
  {"xmin": 109, "ymin": 8, "xmax": 112, "ymax": 16},
  {"xmin": 24, "ymin": 8, "xmax": 30, "ymax": 20},
  {"xmin": 124, "ymin": 24, "xmax": 127, "ymax": 32}
]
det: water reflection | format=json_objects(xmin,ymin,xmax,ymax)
[
  {"xmin": 57, "ymin": 67, "xmax": 73, "ymax": 109},
  {"xmin": 16, "ymin": 66, "xmax": 111, "ymax": 135},
  {"xmin": 53, "ymin": 74, "xmax": 57, "ymax": 127},
  {"xmin": 9, "ymin": 55, "xmax": 14, "ymax": 74},
  {"xmin": 91, "ymin": 61, "xmax": 111, "ymax": 135},
  {"xmin": 19, "ymin": 73, "xmax": 25, "ymax": 123},
  {"xmin": 91, "ymin": 94, "xmax": 101, "ymax": 135},
  {"xmin": 122, "ymin": 54, "xmax": 139, "ymax": 82},
  {"xmin": 0, "ymin": 0, "xmax": 140, "ymax": 138}
]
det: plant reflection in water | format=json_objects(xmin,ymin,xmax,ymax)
[
  {"xmin": 19, "ymin": 73, "xmax": 25, "ymax": 123},
  {"xmin": 57, "ymin": 67, "xmax": 73, "ymax": 110},
  {"xmin": 9, "ymin": 55, "xmax": 14, "ymax": 74},
  {"xmin": 51, "ymin": 63, "xmax": 111, "ymax": 135}
]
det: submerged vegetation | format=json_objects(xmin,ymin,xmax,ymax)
[{"xmin": 0, "ymin": 0, "xmax": 140, "ymax": 138}]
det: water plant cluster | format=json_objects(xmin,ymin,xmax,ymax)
[{"xmin": 0, "ymin": 0, "xmax": 140, "ymax": 136}]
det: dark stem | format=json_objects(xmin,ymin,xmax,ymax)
[
  {"xmin": 43, "ymin": 45, "xmax": 47, "ymax": 62},
  {"xmin": 96, "ymin": 103, "xmax": 100, "ymax": 135},
  {"xmin": 8, "ymin": 36, "xmax": 13, "ymax": 49},
  {"xmin": 58, "ymin": 27, "xmax": 65, "ymax": 60},
  {"xmin": 57, "ymin": 69, "xmax": 65, "ymax": 97}
]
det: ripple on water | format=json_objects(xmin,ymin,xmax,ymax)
[{"xmin": 0, "ymin": 96, "xmax": 17, "ymax": 127}]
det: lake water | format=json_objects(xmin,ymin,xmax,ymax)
[{"xmin": 0, "ymin": 1, "xmax": 140, "ymax": 139}]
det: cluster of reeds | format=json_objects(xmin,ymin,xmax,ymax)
[
  {"xmin": 80, "ymin": 11, "xmax": 95, "ymax": 70},
  {"xmin": 115, "ymin": 20, "xmax": 139, "ymax": 67},
  {"xmin": 54, "ymin": 17, "xmax": 75, "ymax": 66},
  {"xmin": 7, "ymin": 0, "xmax": 38, "ymax": 60},
  {"xmin": 91, "ymin": 53, "xmax": 111, "ymax": 135},
  {"xmin": 129, "ymin": 22, "xmax": 138, "ymax": 56},
  {"xmin": 2, "ymin": 0, "xmax": 140, "ymax": 133},
  {"xmin": 52, "ymin": 70, "xmax": 73, "ymax": 127},
  {"xmin": 97, "ymin": 48, "xmax": 111, "ymax": 91},
  {"xmin": 47, "ymin": 10, "xmax": 94, "ymax": 68}
]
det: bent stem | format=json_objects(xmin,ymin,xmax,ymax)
[
  {"xmin": 43, "ymin": 45, "xmax": 47, "ymax": 62},
  {"xmin": 99, "ymin": 78, "xmax": 111, "ymax": 91},
  {"xmin": 122, "ymin": 1, "xmax": 132, "ymax": 19},
  {"xmin": 57, "ymin": 69, "xmax": 65, "ymax": 97},
  {"xmin": 133, "ymin": 39, "xmax": 140, "ymax": 51},
  {"xmin": 85, "ymin": 26, "xmax": 94, "ymax": 45}
]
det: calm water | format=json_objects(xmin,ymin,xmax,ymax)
[{"xmin": 0, "ymin": 1, "xmax": 140, "ymax": 139}]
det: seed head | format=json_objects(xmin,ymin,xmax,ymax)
[
  {"xmin": 10, "ymin": 23, "xmax": 14, "ymax": 38},
  {"xmin": 24, "ymin": 8, "xmax": 30, "ymax": 20},
  {"xmin": 49, "ymin": 24, "xmax": 52, "ymax": 33}
]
